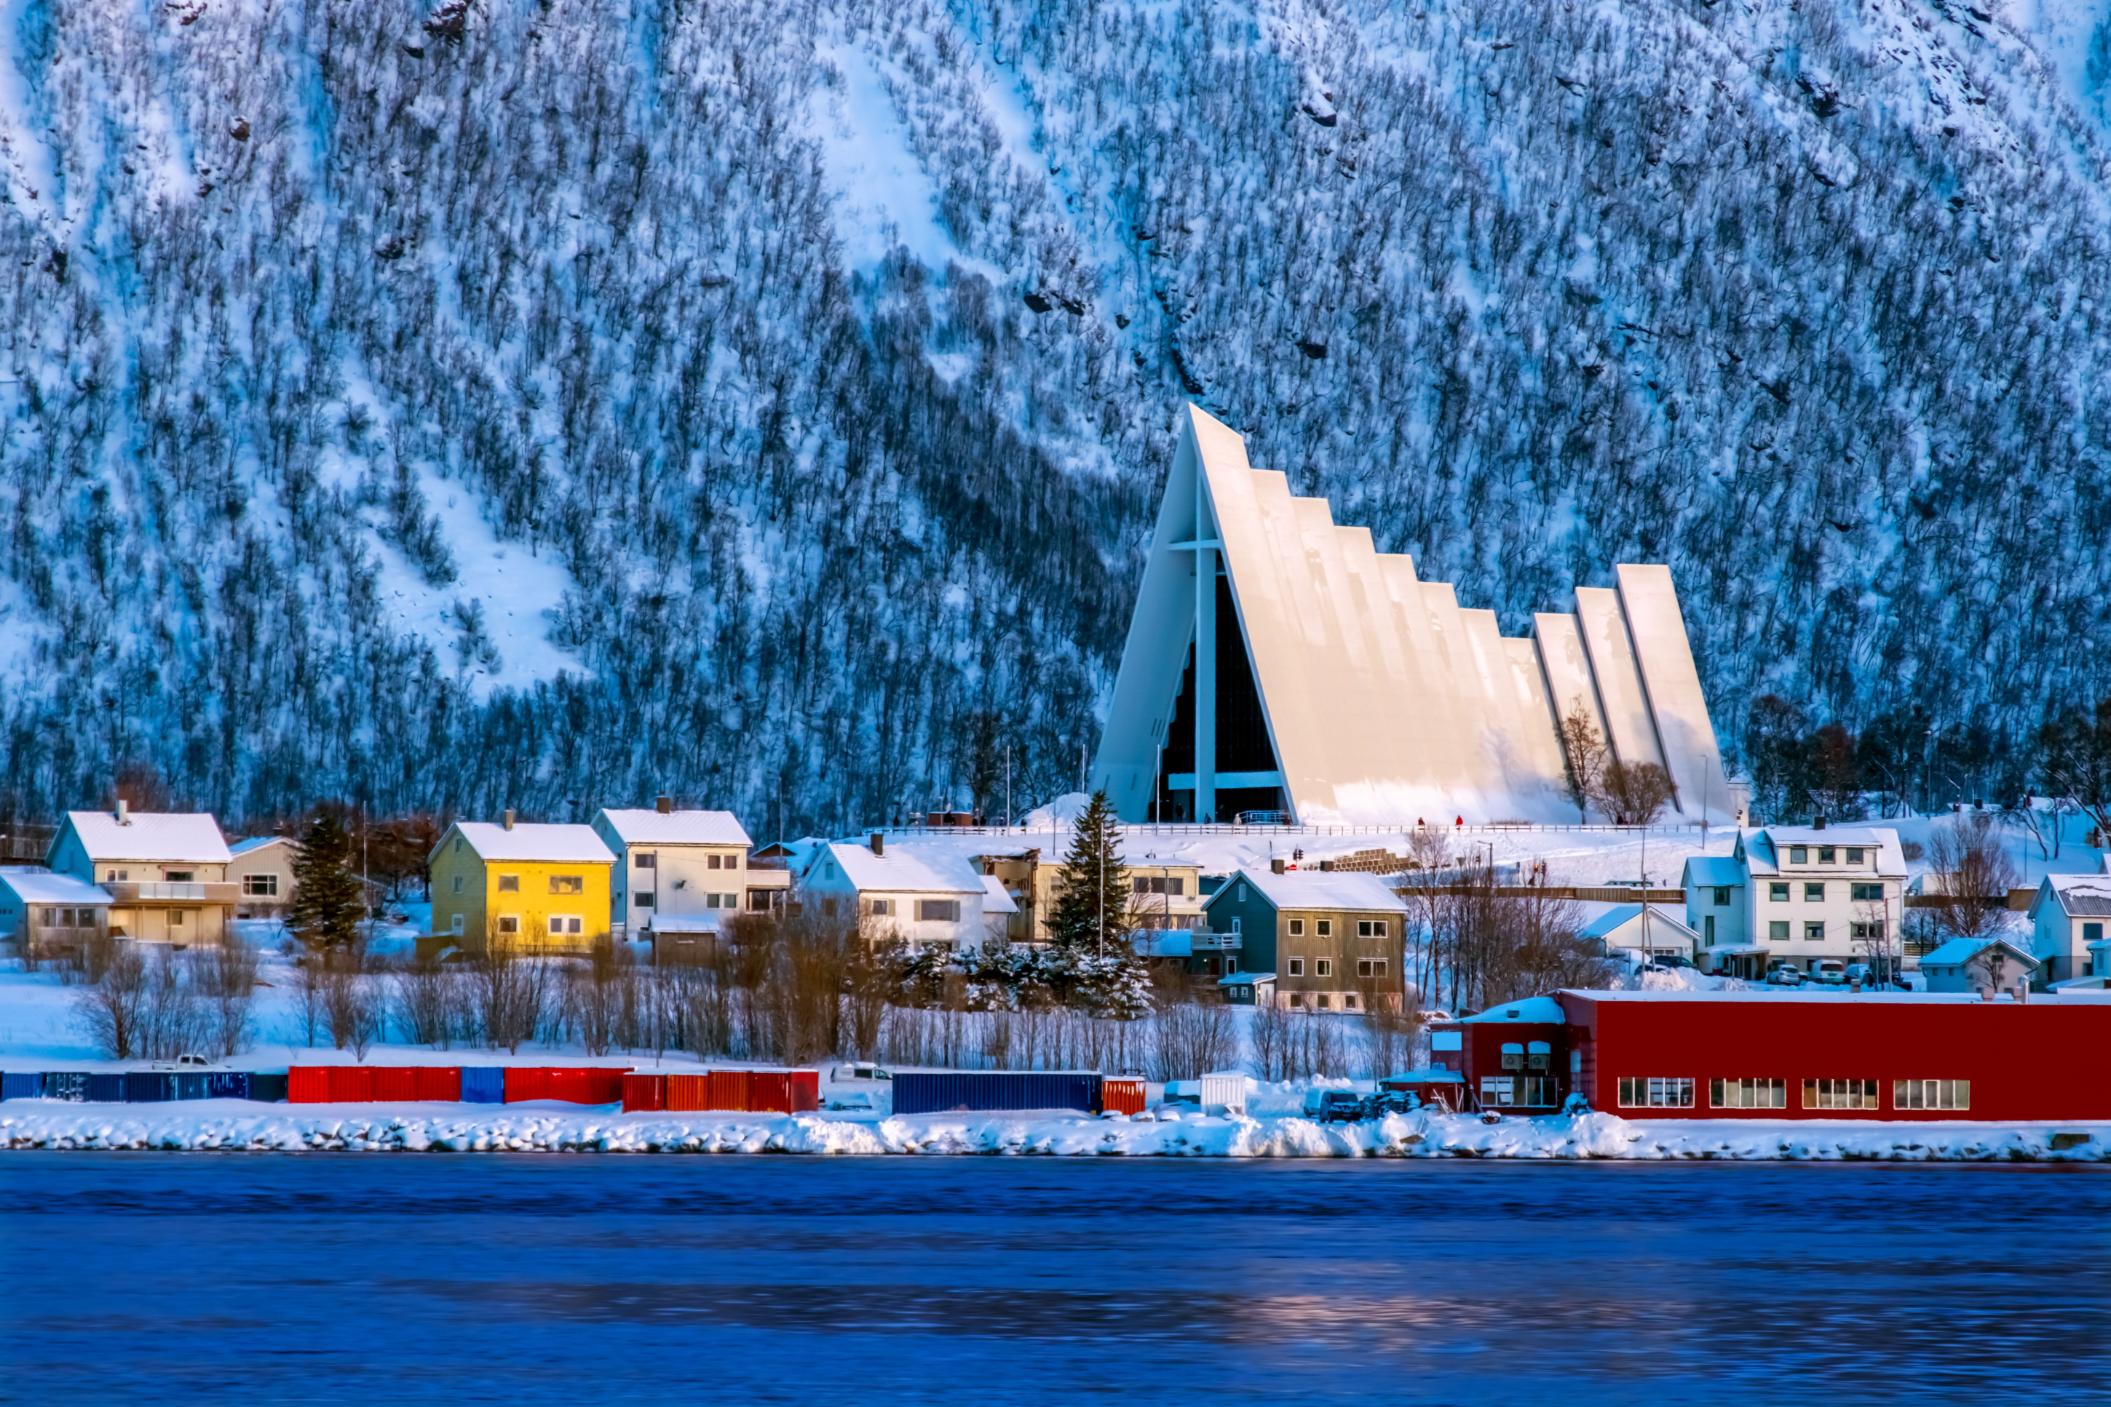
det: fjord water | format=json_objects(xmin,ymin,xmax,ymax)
[{"xmin": 3, "ymin": 1155, "xmax": 2105, "ymax": 1404}]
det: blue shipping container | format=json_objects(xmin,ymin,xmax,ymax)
[
  {"xmin": 204, "ymin": 1072, "xmax": 252, "ymax": 1100},
  {"xmin": 86, "ymin": 1073, "xmax": 125, "ymax": 1103},
  {"xmin": 41, "ymin": 1072, "xmax": 89, "ymax": 1102},
  {"xmin": 248, "ymin": 1073, "xmax": 288, "ymax": 1103},
  {"xmin": 460, "ymin": 1067, "xmax": 506, "ymax": 1104},
  {"xmin": 2, "ymin": 1071, "xmax": 41, "ymax": 1100},
  {"xmin": 173, "ymin": 1072, "xmax": 212, "ymax": 1101},
  {"xmin": 890, "ymin": 1071, "xmax": 1102, "ymax": 1116},
  {"xmin": 125, "ymin": 1072, "xmax": 177, "ymax": 1103}
]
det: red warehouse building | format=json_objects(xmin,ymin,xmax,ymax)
[{"xmin": 1445, "ymin": 990, "xmax": 2111, "ymax": 1121}]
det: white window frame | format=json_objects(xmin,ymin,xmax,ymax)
[
  {"xmin": 496, "ymin": 915, "xmax": 521, "ymax": 936},
  {"xmin": 1356, "ymin": 919, "xmax": 1386, "ymax": 938},
  {"xmin": 1287, "ymin": 958, "xmax": 1305, "ymax": 977},
  {"xmin": 1617, "ymin": 1076, "xmax": 1695, "ymax": 1109},
  {"xmin": 1892, "ymin": 1079, "xmax": 1969, "ymax": 1112},
  {"xmin": 1802, "ymin": 1078, "xmax": 1879, "ymax": 1111},
  {"xmin": 1287, "ymin": 918, "xmax": 1304, "ymax": 936},
  {"xmin": 1315, "ymin": 919, "xmax": 1333, "ymax": 937},
  {"xmin": 1314, "ymin": 958, "xmax": 1333, "ymax": 978},
  {"xmin": 1709, "ymin": 1077, "xmax": 1787, "ymax": 1110}
]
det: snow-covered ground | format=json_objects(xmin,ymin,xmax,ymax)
[{"xmin": 3, "ymin": 1102, "xmax": 2103, "ymax": 1161}]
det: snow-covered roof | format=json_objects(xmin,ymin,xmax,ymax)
[
  {"xmin": 1133, "ymin": 929, "xmax": 1192, "ymax": 958},
  {"xmin": 1210, "ymin": 866, "xmax": 1409, "ymax": 914},
  {"xmin": 62, "ymin": 810, "xmax": 232, "ymax": 865},
  {"xmin": 1579, "ymin": 903, "xmax": 1698, "ymax": 943},
  {"xmin": 595, "ymin": 808, "xmax": 752, "ymax": 848},
  {"xmin": 0, "ymin": 868, "xmax": 113, "ymax": 905},
  {"xmin": 1561, "ymin": 988, "xmax": 2111, "ymax": 1005},
  {"xmin": 1739, "ymin": 827, "xmax": 1906, "ymax": 877},
  {"xmin": 2035, "ymin": 875, "xmax": 2111, "ymax": 918},
  {"xmin": 228, "ymin": 835, "xmax": 296, "ymax": 857},
  {"xmin": 646, "ymin": 913, "xmax": 723, "ymax": 934},
  {"xmin": 819, "ymin": 842, "xmax": 981, "ymax": 895},
  {"xmin": 1460, "ymin": 996, "xmax": 1566, "ymax": 1024},
  {"xmin": 1920, "ymin": 936, "xmax": 2038, "ymax": 970},
  {"xmin": 448, "ymin": 821, "xmax": 615, "ymax": 865},
  {"xmin": 1381, "ymin": 1067, "xmax": 1464, "ymax": 1083},
  {"xmin": 1682, "ymin": 855, "xmax": 1744, "ymax": 888},
  {"xmin": 1220, "ymin": 970, "xmax": 1273, "ymax": 985},
  {"xmin": 977, "ymin": 874, "xmax": 1018, "ymax": 915}
]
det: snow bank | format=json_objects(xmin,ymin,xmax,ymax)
[{"xmin": 2, "ymin": 1103, "xmax": 2102, "ymax": 1161}]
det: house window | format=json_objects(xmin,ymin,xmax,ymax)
[
  {"xmin": 2085, "ymin": 922, "xmax": 2105, "ymax": 943},
  {"xmin": 1478, "ymin": 1076, "xmax": 1515, "ymax": 1106},
  {"xmin": 1287, "ymin": 958, "xmax": 1305, "ymax": 976},
  {"xmin": 1804, "ymin": 883, "xmax": 1824, "ymax": 902},
  {"xmin": 1845, "ymin": 847, "xmax": 1865, "ymax": 864},
  {"xmin": 1356, "ymin": 958, "xmax": 1388, "ymax": 978},
  {"xmin": 1789, "ymin": 846, "xmax": 1808, "ymax": 864},
  {"xmin": 1315, "ymin": 919, "xmax": 1333, "ymax": 937},
  {"xmin": 243, "ymin": 874, "xmax": 279, "ymax": 897},
  {"xmin": 452, "ymin": 875, "xmax": 464, "ymax": 894},
  {"xmin": 635, "ymin": 853, "xmax": 655, "ymax": 870},
  {"xmin": 169, "ymin": 910, "xmax": 187, "ymax": 929},
  {"xmin": 1356, "ymin": 919, "xmax": 1386, "ymax": 938},
  {"xmin": 634, "ymin": 892, "xmax": 655, "ymax": 908},
  {"xmin": 716, "ymin": 893, "xmax": 739, "ymax": 909},
  {"xmin": 549, "ymin": 875, "xmax": 583, "ymax": 895},
  {"xmin": 1768, "ymin": 921, "xmax": 1789, "ymax": 941},
  {"xmin": 917, "ymin": 899, "xmax": 961, "ymax": 923},
  {"xmin": 1804, "ymin": 922, "xmax": 1825, "ymax": 942},
  {"xmin": 1225, "ymin": 957, "xmax": 1239, "ymax": 974},
  {"xmin": 165, "ymin": 870, "xmax": 195, "ymax": 883},
  {"xmin": 105, "ymin": 869, "xmax": 128, "ymax": 882},
  {"xmin": 450, "ymin": 913, "xmax": 465, "ymax": 935},
  {"xmin": 1617, "ymin": 1077, "xmax": 1695, "ymax": 1108},
  {"xmin": 1703, "ymin": 915, "xmax": 1716, "ymax": 944},
  {"xmin": 1288, "ymin": 918, "xmax": 1305, "ymax": 936},
  {"xmin": 1818, "ymin": 847, "xmax": 1835, "ymax": 864},
  {"xmin": 868, "ymin": 898, "xmax": 895, "ymax": 917},
  {"xmin": 498, "ymin": 875, "xmax": 520, "ymax": 893},
  {"xmin": 1168, "ymin": 878, "xmax": 1185, "ymax": 896},
  {"xmin": 548, "ymin": 916, "xmax": 583, "ymax": 937},
  {"xmin": 1851, "ymin": 882, "xmax": 1884, "ymax": 902},
  {"xmin": 1893, "ymin": 1079, "xmax": 1970, "ymax": 1112},
  {"xmin": 1709, "ymin": 1078, "xmax": 1787, "ymax": 1110},
  {"xmin": 497, "ymin": 915, "xmax": 521, "ymax": 935},
  {"xmin": 1769, "ymin": 883, "xmax": 1789, "ymax": 902},
  {"xmin": 1235, "ymin": 882, "xmax": 1246, "ymax": 901},
  {"xmin": 1315, "ymin": 995, "xmax": 1331, "ymax": 1010},
  {"xmin": 1314, "ymin": 959, "xmax": 1333, "ymax": 977},
  {"xmin": 1712, "ymin": 887, "xmax": 1730, "ymax": 906},
  {"xmin": 708, "ymin": 854, "xmax": 726, "ymax": 870},
  {"xmin": 1343, "ymin": 993, "xmax": 1360, "ymax": 1010},
  {"xmin": 1851, "ymin": 921, "xmax": 1884, "ymax": 942},
  {"xmin": 1802, "ymin": 1078, "xmax": 1879, "ymax": 1111}
]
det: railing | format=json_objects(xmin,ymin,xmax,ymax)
[
  {"xmin": 1190, "ymin": 931, "xmax": 1243, "ymax": 951},
  {"xmin": 104, "ymin": 881, "xmax": 239, "ymax": 904}
]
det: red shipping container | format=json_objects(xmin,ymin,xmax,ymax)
[
  {"xmin": 1101, "ymin": 1077, "xmax": 1147, "ymax": 1116},
  {"xmin": 663, "ymin": 1074, "xmax": 712, "ymax": 1111},
  {"xmin": 287, "ymin": 1067, "xmax": 332, "ymax": 1104},
  {"xmin": 622, "ymin": 1074, "xmax": 667, "ymax": 1112},
  {"xmin": 748, "ymin": 1071, "xmax": 794, "ymax": 1114},
  {"xmin": 372, "ymin": 1067, "xmax": 462, "ymax": 1103},
  {"xmin": 788, "ymin": 1070, "xmax": 819, "ymax": 1113},
  {"xmin": 503, "ymin": 1067, "xmax": 629, "ymax": 1105},
  {"xmin": 327, "ymin": 1066, "xmax": 378, "ymax": 1102},
  {"xmin": 706, "ymin": 1069, "xmax": 751, "ymax": 1112}
]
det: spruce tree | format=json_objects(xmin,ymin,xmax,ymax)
[
  {"xmin": 1046, "ymin": 791, "xmax": 1131, "ymax": 956},
  {"xmin": 288, "ymin": 814, "xmax": 366, "ymax": 950}
]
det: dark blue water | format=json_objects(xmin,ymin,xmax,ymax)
[{"xmin": 2, "ymin": 1155, "xmax": 2106, "ymax": 1404}]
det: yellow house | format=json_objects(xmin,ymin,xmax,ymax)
[{"xmin": 429, "ymin": 814, "xmax": 615, "ymax": 952}]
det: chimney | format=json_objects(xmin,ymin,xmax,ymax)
[
  {"xmin": 503, "ymin": 808, "xmax": 516, "ymax": 831},
  {"xmin": 2016, "ymin": 982, "xmax": 2028, "ymax": 1004},
  {"xmin": 656, "ymin": 794, "xmax": 673, "ymax": 815},
  {"xmin": 115, "ymin": 797, "xmax": 130, "ymax": 826},
  {"xmin": 1812, "ymin": 814, "xmax": 1827, "ymax": 830},
  {"xmin": 1270, "ymin": 857, "xmax": 1287, "ymax": 875},
  {"xmin": 869, "ymin": 831, "xmax": 884, "ymax": 856}
]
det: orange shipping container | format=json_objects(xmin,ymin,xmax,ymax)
[
  {"xmin": 662, "ymin": 1074, "xmax": 713, "ymax": 1111},
  {"xmin": 623, "ymin": 1074, "xmax": 667, "ymax": 1112},
  {"xmin": 1101, "ymin": 1077, "xmax": 1147, "ymax": 1116},
  {"xmin": 706, "ymin": 1069, "xmax": 751, "ymax": 1112}
]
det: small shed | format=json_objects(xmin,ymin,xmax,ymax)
[
  {"xmin": 1218, "ymin": 970, "xmax": 1275, "ymax": 1006},
  {"xmin": 1919, "ymin": 936, "xmax": 2038, "ymax": 999}
]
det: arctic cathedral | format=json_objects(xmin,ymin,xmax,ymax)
[{"xmin": 1092, "ymin": 406, "xmax": 1735, "ymax": 826}]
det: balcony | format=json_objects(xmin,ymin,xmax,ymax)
[
  {"xmin": 1190, "ymin": 931, "xmax": 1243, "ymax": 952},
  {"xmin": 104, "ymin": 881, "xmax": 239, "ymax": 905}
]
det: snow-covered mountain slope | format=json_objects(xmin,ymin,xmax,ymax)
[{"xmin": 0, "ymin": 0, "xmax": 2106, "ymax": 829}]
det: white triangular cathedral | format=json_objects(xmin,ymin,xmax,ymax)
[{"xmin": 1092, "ymin": 405, "xmax": 1734, "ymax": 825}]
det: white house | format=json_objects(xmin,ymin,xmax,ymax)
[
  {"xmin": 2027, "ymin": 875, "xmax": 2111, "ymax": 986},
  {"xmin": 47, "ymin": 805, "xmax": 235, "ymax": 946},
  {"xmin": 1579, "ymin": 903, "xmax": 1700, "ymax": 962},
  {"xmin": 1683, "ymin": 826, "xmax": 1906, "ymax": 979},
  {"xmin": 0, "ymin": 867, "xmax": 112, "ymax": 959},
  {"xmin": 1918, "ymin": 936, "xmax": 2038, "ymax": 998},
  {"xmin": 592, "ymin": 800, "xmax": 779, "ymax": 939},
  {"xmin": 797, "ymin": 834, "xmax": 989, "ymax": 950}
]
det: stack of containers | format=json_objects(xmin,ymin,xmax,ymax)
[
  {"xmin": 890, "ymin": 1071, "xmax": 1103, "ymax": 1116},
  {"xmin": 502, "ymin": 1067, "xmax": 628, "ymax": 1104},
  {"xmin": 460, "ymin": 1067, "xmax": 506, "ymax": 1104}
]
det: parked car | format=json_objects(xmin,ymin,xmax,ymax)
[
  {"xmin": 1844, "ymin": 963, "xmax": 1875, "ymax": 987},
  {"xmin": 1811, "ymin": 960, "xmax": 1848, "ymax": 986},
  {"xmin": 1766, "ymin": 964, "xmax": 1805, "ymax": 987},
  {"xmin": 1302, "ymin": 1089, "xmax": 1367, "ymax": 1123},
  {"xmin": 150, "ymin": 1053, "xmax": 212, "ymax": 1071}
]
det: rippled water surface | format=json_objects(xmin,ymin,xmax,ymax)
[{"xmin": 3, "ymin": 1155, "xmax": 2107, "ymax": 1403}]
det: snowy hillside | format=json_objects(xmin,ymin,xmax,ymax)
[{"xmin": 1, "ymin": 0, "xmax": 2107, "ymax": 830}]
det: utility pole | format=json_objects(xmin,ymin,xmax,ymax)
[{"xmin": 1004, "ymin": 747, "xmax": 1012, "ymax": 831}]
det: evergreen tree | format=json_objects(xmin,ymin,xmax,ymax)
[
  {"xmin": 287, "ymin": 814, "xmax": 366, "ymax": 950},
  {"xmin": 1046, "ymin": 791, "xmax": 1132, "ymax": 957}
]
